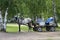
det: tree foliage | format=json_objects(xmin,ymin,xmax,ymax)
[{"xmin": 0, "ymin": 0, "xmax": 60, "ymax": 22}]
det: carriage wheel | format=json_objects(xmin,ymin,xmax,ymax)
[
  {"xmin": 37, "ymin": 27, "xmax": 42, "ymax": 32},
  {"xmin": 46, "ymin": 26, "xmax": 50, "ymax": 31},
  {"xmin": 50, "ymin": 27, "xmax": 55, "ymax": 32}
]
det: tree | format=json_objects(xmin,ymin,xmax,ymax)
[
  {"xmin": 0, "ymin": 0, "xmax": 18, "ymax": 31},
  {"xmin": 52, "ymin": 0, "xmax": 58, "ymax": 27}
]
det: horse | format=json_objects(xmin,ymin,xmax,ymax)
[{"xmin": 14, "ymin": 17, "xmax": 34, "ymax": 32}]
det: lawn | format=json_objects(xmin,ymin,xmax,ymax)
[
  {"xmin": 6, "ymin": 23, "xmax": 29, "ymax": 32},
  {"xmin": 6, "ymin": 23, "xmax": 60, "ymax": 32}
]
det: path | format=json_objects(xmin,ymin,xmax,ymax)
[{"xmin": 0, "ymin": 32, "xmax": 60, "ymax": 40}]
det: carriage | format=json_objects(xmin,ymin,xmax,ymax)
[
  {"xmin": 33, "ymin": 17, "xmax": 56, "ymax": 32},
  {"xmin": 14, "ymin": 16, "xmax": 56, "ymax": 32}
]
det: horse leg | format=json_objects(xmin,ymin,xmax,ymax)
[
  {"xmin": 28, "ymin": 23, "xmax": 32, "ymax": 32},
  {"xmin": 19, "ymin": 24, "xmax": 21, "ymax": 32},
  {"xmin": 28, "ymin": 26, "xmax": 31, "ymax": 32}
]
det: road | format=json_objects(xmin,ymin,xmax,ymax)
[{"xmin": 0, "ymin": 32, "xmax": 60, "ymax": 40}]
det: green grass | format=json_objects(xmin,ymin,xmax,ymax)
[
  {"xmin": 56, "ymin": 27, "xmax": 60, "ymax": 31},
  {"xmin": 6, "ymin": 26, "xmax": 19, "ymax": 32},
  {"xmin": 6, "ymin": 23, "xmax": 60, "ymax": 32},
  {"xmin": 6, "ymin": 23, "xmax": 29, "ymax": 32},
  {"xmin": 47, "ymin": 38, "xmax": 52, "ymax": 40},
  {"xmin": 20, "ymin": 25, "xmax": 28, "ymax": 32}
]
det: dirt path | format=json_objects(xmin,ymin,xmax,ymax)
[{"xmin": 0, "ymin": 32, "xmax": 60, "ymax": 40}]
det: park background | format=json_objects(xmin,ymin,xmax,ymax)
[{"xmin": 0, "ymin": 0, "xmax": 60, "ymax": 32}]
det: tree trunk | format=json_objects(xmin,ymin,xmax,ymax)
[
  {"xmin": 0, "ymin": 11, "xmax": 3, "ymax": 30},
  {"xmin": 3, "ymin": 8, "xmax": 8, "ymax": 31},
  {"xmin": 52, "ymin": 0, "xmax": 58, "ymax": 27}
]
